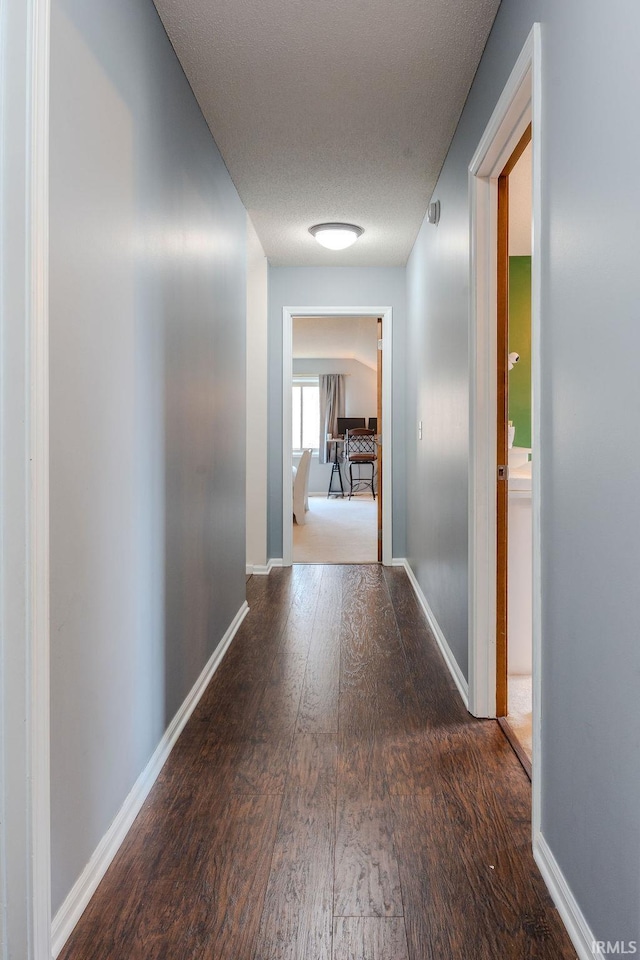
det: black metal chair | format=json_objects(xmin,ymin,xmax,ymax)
[{"xmin": 344, "ymin": 428, "xmax": 377, "ymax": 499}]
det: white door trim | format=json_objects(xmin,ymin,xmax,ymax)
[
  {"xmin": 282, "ymin": 306, "xmax": 393, "ymax": 567},
  {"xmin": 467, "ymin": 24, "xmax": 542, "ymax": 834},
  {"xmin": 0, "ymin": 0, "xmax": 52, "ymax": 956}
]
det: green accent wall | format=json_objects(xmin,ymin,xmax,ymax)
[{"xmin": 508, "ymin": 256, "xmax": 532, "ymax": 449}]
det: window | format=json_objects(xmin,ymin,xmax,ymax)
[{"xmin": 292, "ymin": 377, "xmax": 320, "ymax": 452}]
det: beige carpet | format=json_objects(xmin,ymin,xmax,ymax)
[
  {"xmin": 508, "ymin": 674, "xmax": 532, "ymax": 763},
  {"xmin": 293, "ymin": 494, "xmax": 378, "ymax": 563}
]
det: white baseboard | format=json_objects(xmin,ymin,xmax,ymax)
[
  {"xmin": 392, "ymin": 558, "xmax": 469, "ymax": 708},
  {"xmin": 248, "ymin": 558, "xmax": 284, "ymax": 576},
  {"xmin": 534, "ymin": 833, "xmax": 602, "ymax": 960},
  {"xmin": 51, "ymin": 600, "xmax": 250, "ymax": 958},
  {"xmin": 247, "ymin": 558, "xmax": 281, "ymax": 575}
]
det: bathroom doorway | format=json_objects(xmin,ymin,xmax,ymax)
[
  {"xmin": 468, "ymin": 24, "xmax": 541, "ymax": 822},
  {"xmin": 496, "ymin": 126, "xmax": 533, "ymax": 774}
]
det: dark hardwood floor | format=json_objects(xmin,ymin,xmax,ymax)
[{"xmin": 59, "ymin": 565, "xmax": 576, "ymax": 960}]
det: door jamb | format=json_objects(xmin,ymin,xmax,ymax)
[
  {"xmin": 282, "ymin": 306, "xmax": 393, "ymax": 567},
  {"xmin": 495, "ymin": 123, "xmax": 532, "ymax": 719},
  {"xmin": 0, "ymin": 0, "xmax": 52, "ymax": 956},
  {"xmin": 467, "ymin": 24, "xmax": 542, "ymax": 835},
  {"xmin": 495, "ymin": 166, "xmax": 510, "ymax": 719}
]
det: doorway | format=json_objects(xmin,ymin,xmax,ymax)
[
  {"xmin": 290, "ymin": 315, "xmax": 381, "ymax": 563},
  {"xmin": 282, "ymin": 306, "xmax": 393, "ymax": 567},
  {"xmin": 496, "ymin": 126, "xmax": 533, "ymax": 773},
  {"xmin": 467, "ymin": 24, "xmax": 542, "ymax": 825}
]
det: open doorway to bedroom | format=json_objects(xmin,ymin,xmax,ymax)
[
  {"xmin": 282, "ymin": 305, "xmax": 393, "ymax": 568},
  {"xmin": 291, "ymin": 315, "xmax": 381, "ymax": 563}
]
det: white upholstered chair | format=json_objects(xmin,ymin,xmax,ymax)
[{"xmin": 292, "ymin": 449, "xmax": 312, "ymax": 525}]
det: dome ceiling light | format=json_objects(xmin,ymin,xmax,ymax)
[{"xmin": 309, "ymin": 222, "xmax": 364, "ymax": 251}]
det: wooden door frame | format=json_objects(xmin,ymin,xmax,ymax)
[
  {"xmin": 282, "ymin": 306, "xmax": 393, "ymax": 567},
  {"xmin": 377, "ymin": 319, "xmax": 383, "ymax": 562},
  {"xmin": 467, "ymin": 25, "xmax": 542, "ymax": 829},
  {"xmin": 496, "ymin": 124, "xmax": 532, "ymax": 717}
]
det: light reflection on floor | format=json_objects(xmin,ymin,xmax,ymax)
[{"xmin": 508, "ymin": 674, "xmax": 532, "ymax": 763}]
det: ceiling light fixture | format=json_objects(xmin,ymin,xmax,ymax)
[{"xmin": 309, "ymin": 222, "xmax": 364, "ymax": 251}]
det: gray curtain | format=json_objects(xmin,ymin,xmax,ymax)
[{"xmin": 319, "ymin": 374, "xmax": 345, "ymax": 463}]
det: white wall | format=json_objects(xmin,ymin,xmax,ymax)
[
  {"xmin": 405, "ymin": 0, "xmax": 640, "ymax": 948},
  {"xmin": 49, "ymin": 0, "xmax": 247, "ymax": 918},
  {"xmin": 292, "ymin": 358, "xmax": 377, "ymax": 494},
  {"xmin": 293, "ymin": 315, "xmax": 378, "ymax": 369},
  {"xmin": 0, "ymin": 1, "xmax": 50, "ymax": 954},
  {"xmin": 246, "ymin": 216, "xmax": 269, "ymax": 568}
]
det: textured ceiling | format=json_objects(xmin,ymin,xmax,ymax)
[
  {"xmin": 293, "ymin": 317, "xmax": 378, "ymax": 370},
  {"xmin": 153, "ymin": 0, "xmax": 501, "ymax": 266}
]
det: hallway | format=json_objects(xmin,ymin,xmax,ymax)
[{"xmin": 59, "ymin": 565, "xmax": 575, "ymax": 960}]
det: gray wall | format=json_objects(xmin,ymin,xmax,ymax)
[
  {"xmin": 406, "ymin": 0, "xmax": 640, "ymax": 946},
  {"xmin": 268, "ymin": 267, "xmax": 406, "ymax": 558},
  {"xmin": 49, "ymin": 0, "xmax": 247, "ymax": 914}
]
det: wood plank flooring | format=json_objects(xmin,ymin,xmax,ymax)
[{"xmin": 59, "ymin": 565, "xmax": 576, "ymax": 960}]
